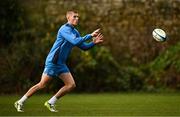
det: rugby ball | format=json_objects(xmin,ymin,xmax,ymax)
[{"xmin": 152, "ymin": 28, "xmax": 167, "ymax": 42}]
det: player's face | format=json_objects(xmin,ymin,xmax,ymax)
[{"xmin": 68, "ymin": 13, "xmax": 79, "ymax": 26}]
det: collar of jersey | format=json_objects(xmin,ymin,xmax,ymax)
[{"xmin": 66, "ymin": 23, "xmax": 75, "ymax": 29}]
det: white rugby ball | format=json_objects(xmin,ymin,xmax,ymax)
[{"xmin": 152, "ymin": 28, "xmax": 167, "ymax": 42}]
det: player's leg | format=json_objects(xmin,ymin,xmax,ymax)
[
  {"xmin": 44, "ymin": 72, "xmax": 76, "ymax": 112},
  {"xmin": 55, "ymin": 72, "xmax": 76, "ymax": 98},
  {"xmin": 24, "ymin": 73, "xmax": 52, "ymax": 97},
  {"xmin": 14, "ymin": 73, "xmax": 52, "ymax": 112}
]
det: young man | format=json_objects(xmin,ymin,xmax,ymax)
[{"xmin": 14, "ymin": 10, "xmax": 103, "ymax": 112}]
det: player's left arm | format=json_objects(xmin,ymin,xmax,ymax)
[
  {"xmin": 78, "ymin": 33, "xmax": 104, "ymax": 51},
  {"xmin": 77, "ymin": 42, "xmax": 95, "ymax": 51}
]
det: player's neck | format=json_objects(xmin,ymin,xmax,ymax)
[{"xmin": 67, "ymin": 22, "xmax": 75, "ymax": 27}]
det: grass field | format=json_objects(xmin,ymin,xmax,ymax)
[{"xmin": 0, "ymin": 93, "xmax": 180, "ymax": 116}]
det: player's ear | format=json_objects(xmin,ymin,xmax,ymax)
[
  {"xmin": 66, "ymin": 14, "xmax": 70, "ymax": 20},
  {"xmin": 66, "ymin": 12, "xmax": 71, "ymax": 20}
]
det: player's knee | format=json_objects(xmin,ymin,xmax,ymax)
[
  {"xmin": 67, "ymin": 83, "xmax": 76, "ymax": 91},
  {"xmin": 71, "ymin": 83, "xmax": 76, "ymax": 89},
  {"xmin": 37, "ymin": 83, "xmax": 46, "ymax": 89}
]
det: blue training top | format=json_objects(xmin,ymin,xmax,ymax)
[{"xmin": 45, "ymin": 23, "xmax": 95, "ymax": 66}]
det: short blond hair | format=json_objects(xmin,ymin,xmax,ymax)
[{"xmin": 66, "ymin": 10, "xmax": 78, "ymax": 19}]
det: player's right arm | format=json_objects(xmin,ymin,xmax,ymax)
[{"xmin": 60, "ymin": 27, "xmax": 92, "ymax": 45}]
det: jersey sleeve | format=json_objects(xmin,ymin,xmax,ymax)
[
  {"xmin": 77, "ymin": 42, "xmax": 95, "ymax": 51},
  {"xmin": 60, "ymin": 27, "xmax": 92, "ymax": 45}
]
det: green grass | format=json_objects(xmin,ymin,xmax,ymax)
[{"xmin": 0, "ymin": 93, "xmax": 180, "ymax": 116}]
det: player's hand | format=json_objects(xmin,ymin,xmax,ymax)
[
  {"xmin": 93, "ymin": 33, "xmax": 104, "ymax": 44},
  {"xmin": 91, "ymin": 28, "xmax": 100, "ymax": 37}
]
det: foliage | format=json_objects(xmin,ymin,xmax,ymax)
[
  {"xmin": 144, "ymin": 42, "xmax": 180, "ymax": 91},
  {"xmin": 0, "ymin": 0, "xmax": 26, "ymax": 45},
  {"xmin": 0, "ymin": 0, "xmax": 180, "ymax": 93}
]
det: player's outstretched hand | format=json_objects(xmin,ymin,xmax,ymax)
[
  {"xmin": 91, "ymin": 28, "xmax": 100, "ymax": 37},
  {"xmin": 93, "ymin": 33, "xmax": 104, "ymax": 44}
]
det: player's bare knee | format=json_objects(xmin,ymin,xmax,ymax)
[
  {"xmin": 67, "ymin": 83, "xmax": 76, "ymax": 91},
  {"xmin": 37, "ymin": 83, "xmax": 46, "ymax": 89},
  {"xmin": 71, "ymin": 83, "xmax": 76, "ymax": 89}
]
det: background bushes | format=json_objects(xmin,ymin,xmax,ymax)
[{"xmin": 0, "ymin": 0, "xmax": 180, "ymax": 94}]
